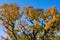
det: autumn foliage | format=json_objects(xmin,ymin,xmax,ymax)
[{"xmin": 0, "ymin": 3, "xmax": 60, "ymax": 40}]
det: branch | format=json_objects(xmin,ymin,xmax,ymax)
[
  {"xmin": 5, "ymin": 26, "xmax": 12, "ymax": 32},
  {"xmin": 20, "ymin": 24, "xmax": 25, "ymax": 29},
  {"xmin": 23, "ymin": 32, "xmax": 29, "ymax": 37},
  {"xmin": 5, "ymin": 26, "xmax": 17, "ymax": 40},
  {"xmin": 11, "ymin": 22, "xmax": 17, "ymax": 40},
  {"xmin": 12, "ymin": 31, "xmax": 17, "ymax": 40}
]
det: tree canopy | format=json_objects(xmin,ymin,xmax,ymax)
[{"xmin": 0, "ymin": 3, "xmax": 60, "ymax": 40}]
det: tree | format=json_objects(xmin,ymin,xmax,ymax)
[
  {"xmin": 0, "ymin": 3, "xmax": 60, "ymax": 40},
  {"xmin": 0, "ymin": 3, "xmax": 20, "ymax": 40}
]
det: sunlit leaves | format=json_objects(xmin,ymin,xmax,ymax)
[
  {"xmin": 30, "ymin": 24, "xmax": 35, "ymax": 30},
  {"xmin": 0, "ymin": 3, "xmax": 60, "ymax": 40},
  {"xmin": 52, "ymin": 15, "xmax": 57, "ymax": 22},
  {"xmin": 0, "ymin": 3, "xmax": 20, "ymax": 22},
  {"xmin": 6, "ymin": 29, "xmax": 12, "ymax": 36},
  {"xmin": 22, "ymin": 6, "xmax": 43, "ymax": 22},
  {"xmin": 0, "ymin": 3, "xmax": 20, "ymax": 40},
  {"xmin": 44, "ymin": 21, "xmax": 52, "ymax": 30},
  {"xmin": 30, "ymin": 24, "xmax": 41, "ymax": 32},
  {"xmin": 2, "ymin": 22, "xmax": 4, "ymax": 26}
]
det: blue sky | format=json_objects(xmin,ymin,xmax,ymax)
[
  {"xmin": 0, "ymin": 0, "xmax": 60, "ymax": 37},
  {"xmin": 0, "ymin": 0, "xmax": 60, "ymax": 11}
]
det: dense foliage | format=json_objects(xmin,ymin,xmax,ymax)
[{"xmin": 0, "ymin": 3, "xmax": 60, "ymax": 40}]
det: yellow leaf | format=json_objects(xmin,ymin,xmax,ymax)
[{"xmin": 2, "ymin": 22, "xmax": 4, "ymax": 26}]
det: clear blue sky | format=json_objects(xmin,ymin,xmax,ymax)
[
  {"xmin": 0, "ymin": 0, "xmax": 60, "ymax": 37},
  {"xmin": 0, "ymin": 0, "xmax": 60, "ymax": 11}
]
